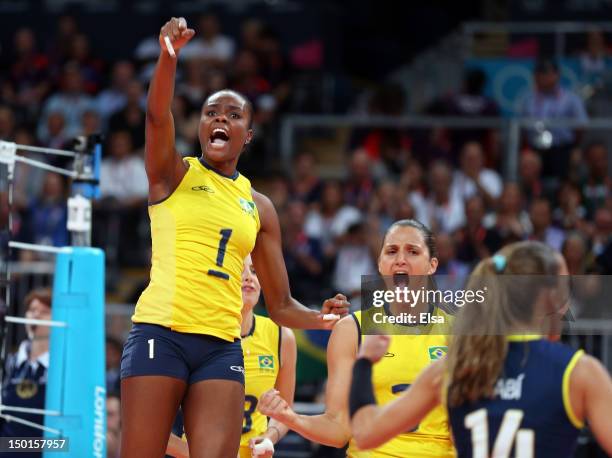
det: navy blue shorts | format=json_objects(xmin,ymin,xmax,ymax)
[{"xmin": 120, "ymin": 323, "xmax": 245, "ymax": 385}]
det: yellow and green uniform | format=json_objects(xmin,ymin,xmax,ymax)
[
  {"xmin": 133, "ymin": 157, "xmax": 260, "ymax": 341},
  {"xmin": 240, "ymin": 315, "xmax": 282, "ymax": 457},
  {"xmin": 348, "ymin": 308, "xmax": 455, "ymax": 458}
]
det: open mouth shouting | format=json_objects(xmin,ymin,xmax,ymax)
[
  {"xmin": 208, "ymin": 127, "xmax": 230, "ymax": 150},
  {"xmin": 392, "ymin": 271, "xmax": 410, "ymax": 288}
]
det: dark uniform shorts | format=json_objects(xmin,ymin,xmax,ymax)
[{"xmin": 120, "ymin": 323, "xmax": 245, "ymax": 385}]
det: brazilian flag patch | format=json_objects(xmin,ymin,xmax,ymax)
[
  {"xmin": 428, "ymin": 346, "xmax": 448, "ymax": 361},
  {"xmin": 258, "ymin": 355, "xmax": 274, "ymax": 369},
  {"xmin": 239, "ymin": 197, "xmax": 256, "ymax": 217}
]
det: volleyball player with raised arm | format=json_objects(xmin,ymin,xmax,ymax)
[
  {"xmin": 350, "ymin": 241, "xmax": 612, "ymax": 457},
  {"xmin": 120, "ymin": 17, "xmax": 347, "ymax": 458},
  {"xmin": 259, "ymin": 219, "xmax": 455, "ymax": 457}
]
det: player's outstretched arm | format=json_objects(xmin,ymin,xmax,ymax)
[
  {"xmin": 350, "ymin": 337, "xmax": 442, "ymax": 450},
  {"xmin": 258, "ymin": 317, "xmax": 357, "ymax": 447},
  {"xmin": 572, "ymin": 354, "xmax": 612, "ymax": 455},
  {"xmin": 145, "ymin": 17, "xmax": 195, "ymax": 203},
  {"xmin": 251, "ymin": 190, "xmax": 348, "ymax": 330}
]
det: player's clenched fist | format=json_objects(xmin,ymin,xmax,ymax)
[
  {"xmin": 358, "ymin": 335, "xmax": 391, "ymax": 364},
  {"xmin": 159, "ymin": 17, "xmax": 195, "ymax": 55},
  {"xmin": 258, "ymin": 389, "xmax": 296, "ymax": 425}
]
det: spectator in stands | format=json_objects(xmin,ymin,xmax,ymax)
[
  {"xmin": 68, "ymin": 34, "xmax": 104, "ymax": 95},
  {"xmin": 0, "ymin": 288, "xmax": 52, "ymax": 449},
  {"xmin": 0, "ymin": 105, "xmax": 16, "ymax": 140},
  {"xmin": 267, "ymin": 173, "xmax": 291, "ymax": 214},
  {"xmin": 426, "ymin": 68, "xmax": 500, "ymax": 161},
  {"xmin": 257, "ymin": 25, "xmax": 291, "ymax": 110},
  {"xmin": 520, "ymin": 57, "xmax": 588, "ymax": 180},
  {"xmin": 80, "ymin": 109, "xmax": 101, "ymax": 137},
  {"xmin": 368, "ymin": 181, "xmax": 401, "ymax": 234},
  {"xmin": 332, "ymin": 221, "xmax": 376, "ymax": 310},
  {"xmin": 37, "ymin": 62, "xmax": 96, "ymax": 141},
  {"xmin": 107, "ymin": 392, "xmax": 121, "ymax": 458},
  {"xmin": 291, "ymin": 151, "xmax": 323, "ymax": 205},
  {"xmin": 48, "ymin": 15, "xmax": 80, "ymax": 64},
  {"xmin": 41, "ymin": 111, "xmax": 68, "ymax": 150},
  {"xmin": 304, "ymin": 180, "xmax": 361, "ymax": 258},
  {"xmin": 240, "ymin": 18, "xmax": 263, "ymax": 53},
  {"xmin": 12, "ymin": 128, "xmax": 46, "ymax": 211},
  {"xmin": 484, "ymin": 183, "xmax": 531, "ymax": 246},
  {"xmin": 454, "ymin": 195, "xmax": 502, "ymax": 265},
  {"xmin": 96, "ymin": 60, "xmax": 136, "ymax": 122},
  {"xmin": 553, "ymin": 181, "xmax": 587, "ymax": 231},
  {"xmin": 108, "ymin": 80, "xmax": 146, "ymax": 151},
  {"xmin": 562, "ymin": 231, "xmax": 592, "ymax": 275},
  {"xmin": 177, "ymin": 59, "xmax": 208, "ymax": 108},
  {"xmin": 97, "ymin": 130, "xmax": 149, "ymax": 266},
  {"xmin": 581, "ymin": 141, "xmax": 611, "ymax": 219},
  {"xmin": 170, "ymin": 93, "xmax": 200, "ymax": 154},
  {"xmin": 230, "ymin": 49, "xmax": 271, "ymax": 107},
  {"xmin": 518, "ymin": 148, "xmax": 545, "ymax": 205},
  {"xmin": 579, "ymin": 28, "xmax": 609, "ymax": 89},
  {"xmin": 281, "ymin": 200, "xmax": 325, "ymax": 304},
  {"xmin": 451, "ymin": 140, "xmax": 502, "ymax": 209},
  {"xmin": 400, "ymin": 159, "xmax": 429, "ymax": 223},
  {"xmin": 9, "ymin": 27, "xmax": 50, "ymax": 117},
  {"xmin": 99, "ymin": 130, "xmax": 148, "ymax": 202},
  {"xmin": 433, "ymin": 233, "xmax": 469, "ymax": 292},
  {"xmin": 593, "ymin": 206, "xmax": 612, "ymax": 274},
  {"xmin": 18, "ymin": 173, "xmax": 69, "ymax": 260},
  {"xmin": 423, "ymin": 160, "xmax": 465, "ymax": 234},
  {"xmin": 181, "ymin": 13, "xmax": 235, "ymax": 66},
  {"xmin": 591, "ymin": 207, "xmax": 612, "ymax": 261},
  {"xmin": 344, "ymin": 149, "xmax": 377, "ymax": 211},
  {"xmin": 528, "ymin": 198, "xmax": 565, "ymax": 251}
]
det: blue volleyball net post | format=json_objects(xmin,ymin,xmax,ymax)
[
  {"xmin": 43, "ymin": 247, "xmax": 106, "ymax": 457},
  {"xmin": 43, "ymin": 134, "xmax": 105, "ymax": 457}
]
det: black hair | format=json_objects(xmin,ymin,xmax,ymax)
[{"xmin": 383, "ymin": 219, "xmax": 437, "ymax": 259}]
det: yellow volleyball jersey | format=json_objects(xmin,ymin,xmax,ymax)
[
  {"xmin": 239, "ymin": 315, "xmax": 281, "ymax": 458},
  {"xmin": 133, "ymin": 157, "xmax": 260, "ymax": 341},
  {"xmin": 347, "ymin": 309, "xmax": 455, "ymax": 458}
]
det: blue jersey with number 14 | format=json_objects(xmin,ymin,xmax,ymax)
[{"xmin": 449, "ymin": 337, "xmax": 583, "ymax": 458}]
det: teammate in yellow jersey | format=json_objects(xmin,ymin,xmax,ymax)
[
  {"xmin": 166, "ymin": 255, "xmax": 297, "ymax": 458},
  {"xmin": 120, "ymin": 17, "xmax": 348, "ymax": 458},
  {"xmin": 349, "ymin": 241, "xmax": 612, "ymax": 458},
  {"xmin": 258, "ymin": 219, "xmax": 455, "ymax": 457}
]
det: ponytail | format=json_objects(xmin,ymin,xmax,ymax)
[{"xmin": 446, "ymin": 241, "xmax": 562, "ymax": 407}]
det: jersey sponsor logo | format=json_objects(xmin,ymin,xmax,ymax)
[
  {"xmin": 384, "ymin": 352, "xmax": 395, "ymax": 357},
  {"xmin": 191, "ymin": 185, "xmax": 215, "ymax": 193},
  {"xmin": 239, "ymin": 197, "xmax": 256, "ymax": 217},
  {"xmin": 258, "ymin": 355, "xmax": 275, "ymax": 370},
  {"xmin": 428, "ymin": 346, "xmax": 448, "ymax": 361},
  {"xmin": 230, "ymin": 365, "xmax": 245, "ymax": 373},
  {"xmin": 494, "ymin": 373, "xmax": 525, "ymax": 400}
]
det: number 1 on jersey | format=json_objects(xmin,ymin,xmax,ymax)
[{"xmin": 208, "ymin": 228, "xmax": 233, "ymax": 280}]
